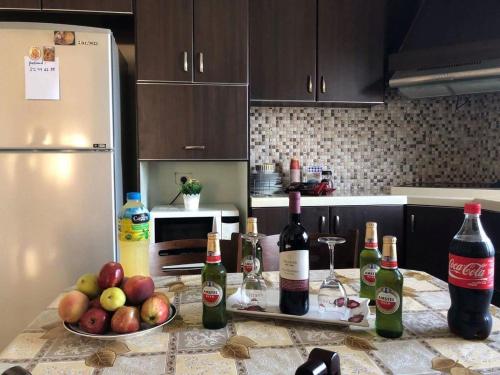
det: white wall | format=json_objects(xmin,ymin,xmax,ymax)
[{"xmin": 139, "ymin": 161, "xmax": 248, "ymax": 222}]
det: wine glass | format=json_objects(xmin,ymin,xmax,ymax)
[
  {"xmin": 240, "ymin": 232, "xmax": 267, "ymax": 310},
  {"xmin": 317, "ymin": 237, "xmax": 348, "ymax": 317}
]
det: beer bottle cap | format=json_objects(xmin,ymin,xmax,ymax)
[
  {"xmin": 464, "ymin": 202, "xmax": 481, "ymax": 215},
  {"xmin": 247, "ymin": 217, "xmax": 257, "ymax": 224},
  {"xmin": 383, "ymin": 236, "xmax": 397, "ymax": 244},
  {"xmin": 246, "ymin": 217, "xmax": 258, "ymax": 234},
  {"xmin": 366, "ymin": 222, "xmax": 377, "ymax": 228}
]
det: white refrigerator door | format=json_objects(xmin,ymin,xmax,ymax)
[
  {"xmin": 0, "ymin": 151, "xmax": 116, "ymax": 349},
  {"xmin": 0, "ymin": 23, "xmax": 113, "ymax": 149}
]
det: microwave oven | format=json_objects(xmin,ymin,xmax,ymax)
[{"xmin": 150, "ymin": 204, "xmax": 240, "ymax": 243}]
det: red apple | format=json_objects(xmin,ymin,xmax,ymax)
[
  {"xmin": 111, "ymin": 306, "xmax": 140, "ymax": 334},
  {"xmin": 151, "ymin": 291, "xmax": 170, "ymax": 307},
  {"xmin": 97, "ymin": 262, "xmax": 124, "ymax": 289},
  {"xmin": 79, "ymin": 307, "xmax": 109, "ymax": 334},
  {"xmin": 89, "ymin": 297, "xmax": 103, "ymax": 310},
  {"xmin": 140, "ymin": 296, "xmax": 169, "ymax": 325},
  {"xmin": 58, "ymin": 290, "xmax": 89, "ymax": 324},
  {"xmin": 123, "ymin": 275, "xmax": 154, "ymax": 305}
]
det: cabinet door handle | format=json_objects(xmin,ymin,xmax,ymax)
[
  {"xmin": 320, "ymin": 216, "xmax": 326, "ymax": 232},
  {"xmin": 183, "ymin": 51, "xmax": 188, "ymax": 72},
  {"xmin": 410, "ymin": 214, "xmax": 415, "ymax": 233},
  {"xmin": 307, "ymin": 75, "xmax": 313, "ymax": 93},
  {"xmin": 334, "ymin": 215, "xmax": 340, "ymax": 233},
  {"xmin": 184, "ymin": 145, "xmax": 206, "ymax": 150},
  {"xmin": 199, "ymin": 52, "xmax": 204, "ymax": 73},
  {"xmin": 321, "ymin": 76, "xmax": 326, "ymax": 93}
]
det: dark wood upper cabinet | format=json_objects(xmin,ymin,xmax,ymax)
[
  {"xmin": 250, "ymin": 0, "xmax": 385, "ymax": 104},
  {"xmin": 250, "ymin": 0, "xmax": 316, "ymax": 101},
  {"xmin": 136, "ymin": 0, "xmax": 193, "ymax": 82},
  {"xmin": 194, "ymin": 0, "xmax": 248, "ymax": 83},
  {"xmin": 137, "ymin": 84, "xmax": 248, "ymax": 160},
  {"xmin": 192, "ymin": 85, "xmax": 248, "ymax": 159},
  {"xmin": 42, "ymin": 0, "xmax": 132, "ymax": 13},
  {"xmin": 137, "ymin": 0, "xmax": 248, "ymax": 84},
  {"xmin": 0, "ymin": 0, "xmax": 40, "ymax": 9},
  {"xmin": 317, "ymin": 0, "xmax": 385, "ymax": 103}
]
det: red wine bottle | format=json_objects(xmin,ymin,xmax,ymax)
[{"xmin": 279, "ymin": 192, "xmax": 310, "ymax": 315}]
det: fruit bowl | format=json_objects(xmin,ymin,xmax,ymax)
[{"xmin": 63, "ymin": 304, "xmax": 177, "ymax": 340}]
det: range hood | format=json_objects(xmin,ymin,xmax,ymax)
[
  {"xmin": 389, "ymin": 59, "xmax": 500, "ymax": 99},
  {"xmin": 389, "ymin": 0, "xmax": 500, "ymax": 99}
]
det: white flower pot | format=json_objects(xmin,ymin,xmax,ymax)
[{"xmin": 183, "ymin": 194, "xmax": 200, "ymax": 210}]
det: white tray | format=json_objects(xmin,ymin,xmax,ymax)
[{"xmin": 227, "ymin": 288, "xmax": 370, "ymax": 327}]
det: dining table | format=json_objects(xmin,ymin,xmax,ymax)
[{"xmin": 1, "ymin": 268, "xmax": 500, "ymax": 375}]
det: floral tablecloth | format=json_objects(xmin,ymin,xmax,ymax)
[{"xmin": 2, "ymin": 269, "xmax": 500, "ymax": 375}]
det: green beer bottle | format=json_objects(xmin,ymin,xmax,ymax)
[
  {"xmin": 359, "ymin": 222, "xmax": 381, "ymax": 302},
  {"xmin": 375, "ymin": 236, "xmax": 403, "ymax": 338},
  {"xmin": 202, "ymin": 232, "xmax": 227, "ymax": 329},
  {"xmin": 241, "ymin": 217, "xmax": 263, "ymax": 279}
]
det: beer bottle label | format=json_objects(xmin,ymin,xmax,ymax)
[
  {"xmin": 361, "ymin": 263, "xmax": 379, "ymax": 286},
  {"xmin": 279, "ymin": 250, "xmax": 309, "ymax": 292},
  {"xmin": 448, "ymin": 254, "xmax": 494, "ymax": 290},
  {"xmin": 376, "ymin": 287, "xmax": 401, "ymax": 314},
  {"xmin": 202, "ymin": 281, "xmax": 223, "ymax": 307},
  {"xmin": 243, "ymin": 256, "xmax": 261, "ymax": 274}
]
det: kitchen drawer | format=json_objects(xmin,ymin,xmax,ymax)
[{"xmin": 137, "ymin": 84, "xmax": 248, "ymax": 160}]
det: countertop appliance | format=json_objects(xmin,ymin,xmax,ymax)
[
  {"xmin": 0, "ymin": 23, "xmax": 122, "ymax": 349},
  {"xmin": 150, "ymin": 204, "xmax": 240, "ymax": 243}
]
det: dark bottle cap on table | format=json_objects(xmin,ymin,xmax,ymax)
[{"xmin": 289, "ymin": 191, "xmax": 301, "ymax": 214}]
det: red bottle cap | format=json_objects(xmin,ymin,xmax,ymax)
[
  {"xmin": 290, "ymin": 158, "xmax": 300, "ymax": 170},
  {"xmin": 464, "ymin": 202, "xmax": 481, "ymax": 215}
]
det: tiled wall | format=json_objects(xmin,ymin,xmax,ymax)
[{"xmin": 250, "ymin": 90, "xmax": 500, "ymax": 193}]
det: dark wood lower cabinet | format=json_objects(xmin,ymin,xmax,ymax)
[
  {"xmin": 405, "ymin": 205, "xmax": 463, "ymax": 282},
  {"xmin": 42, "ymin": 0, "xmax": 132, "ymax": 13},
  {"xmin": 250, "ymin": 206, "xmax": 329, "ymax": 236},
  {"xmin": 482, "ymin": 210, "xmax": 500, "ymax": 305},
  {"xmin": 0, "ymin": 0, "xmax": 40, "ymax": 9},
  {"xmin": 330, "ymin": 205, "xmax": 405, "ymax": 266},
  {"xmin": 137, "ymin": 84, "xmax": 248, "ymax": 160}
]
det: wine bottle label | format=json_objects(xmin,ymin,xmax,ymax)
[
  {"xmin": 279, "ymin": 250, "xmax": 309, "ymax": 292},
  {"xmin": 242, "ymin": 256, "xmax": 261, "ymax": 274},
  {"xmin": 376, "ymin": 287, "xmax": 401, "ymax": 314},
  {"xmin": 448, "ymin": 254, "xmax": 494, "ymax": 289},
  {"xmin": 361, "ymin": 263, "xmax": 379, "ymax": 286},
  {"xmin": 202, "ymin": 281, "xmax": 223, "ymax": 307}
]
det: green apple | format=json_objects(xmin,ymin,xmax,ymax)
[
  {"xmin": 100, "ymin": 287, "xmax": 126, "ymax": 312},
  {"xmin": 76, "ymin": 273, "xmax": 100, "ymax": 298}
]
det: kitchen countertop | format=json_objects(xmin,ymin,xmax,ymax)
[
  {"xmin": 251, "ymin": 187, "xmax": 500, "ymax": 212},
  {"xmin": 250, "ymin": 193, "xmax": 407, "ymax": 208}
]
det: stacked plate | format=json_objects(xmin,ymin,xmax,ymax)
[{"xmin": 250, "ymin": 172, "xmax": 283, "ymax": 196}]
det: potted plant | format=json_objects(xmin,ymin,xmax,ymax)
[{"xmin": 181, "ymin": 178, "xmax": 202, "ymax": 210}]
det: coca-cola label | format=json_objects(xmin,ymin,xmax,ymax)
[
  {"xmin": 361, "ymin": 263, "xmax": 379, "ymax": 286},
  {"xmin": 242, "ymin": 256, "xmax": 261, "ymax": 274},
  {"xmin": 448, "ymin": 254, "xmax": 494, "ymax": 290},
  {"xmin": 202, "ymin": 281, "xmax": 223, "ymax": 307},
  {"xmin": 376, "ymin": 287, "xmax": 400, "ymax": 315}
]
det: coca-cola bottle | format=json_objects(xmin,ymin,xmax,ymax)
[{"xmin": 448, "ymin": 202, "xmax": 495, "ymax": 340}]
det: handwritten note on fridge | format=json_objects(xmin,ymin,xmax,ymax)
[{"xmin": 24, "ymin": 56, "xmax": 60, "ymax": 100}]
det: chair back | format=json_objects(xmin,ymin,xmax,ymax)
[
  {"xmin": 309, "ymin": 230, "xmax": 359, "ymax": 270},
  {"xmin": 149, "ymin": 233, "xmax": 242, "ymax": 276},
  {"xmin": 258, "ymin": 230, "xmax": 359, "ymax": 272}
]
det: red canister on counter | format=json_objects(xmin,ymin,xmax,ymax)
[{"xmin": 290, "ymin": 158, "xmax": 301, "ymax": 183}]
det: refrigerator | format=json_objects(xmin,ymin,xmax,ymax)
[{"xmin": 0, "ymin": 22, "xmax": 122, "ymax": 349}]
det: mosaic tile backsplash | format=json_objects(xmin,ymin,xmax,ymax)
[{"xmin": 250, "ymin": 90, "xmax": 500, "ymax": 193}]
